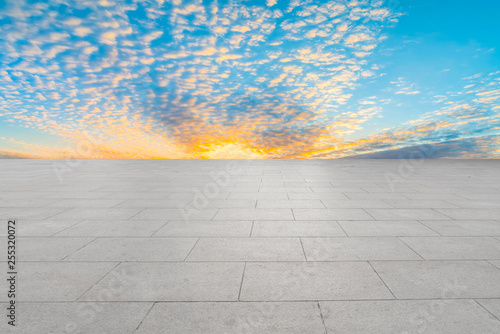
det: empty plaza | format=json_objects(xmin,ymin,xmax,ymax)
[{"xmin": 1, "ymin": 159, "xmax": 500, "ymax": 333}]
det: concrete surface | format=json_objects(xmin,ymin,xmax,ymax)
[{"xmin": 0, "ymin": 159, "xmax": 500, "ymax": 333}]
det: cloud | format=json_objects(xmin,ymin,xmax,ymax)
[
  {"xmin": 266, "ymin": 0, "xmax": 278, "ymax": 7},
  {"xmin": 63, "ymin": 17, "xmax": 82, "ymax": 26}
]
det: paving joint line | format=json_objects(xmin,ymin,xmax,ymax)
[
  {"xmin": 237, "ymin": 262, "xmax": 247, "ymax": 301},
  {"xmin": 133, "ymin": 302, "xmax": 156, "ymax": 333}
]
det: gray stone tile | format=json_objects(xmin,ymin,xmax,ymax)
[
  {"xmin": 37, "ymin": 192, "xmax": 113, "ymax": 199},
  {"xmin": 301, "ymin": 237, "xmax": 422, "ymax": 261},
  {"xmin": 447, "ymin": 199, "xmax": 500, "ymax": 209},
  {"xmin": 190, "ymin": 199, "xmax": 257, "ymax": 208},
  {"xmin": 476, "ymin": 299, "xmax": 500, "ymax": 320},
  {"xmin": 252, "ymin": 221, "xmax": 345, "ymax": 237},
  {"xmin": 371, "ymin": 260, "xmax": 500, "ymax": 299},
  {"xmin": 339, "ymin": 220, "xmax": 438, "ymax": 236},
  {"xmin": 104, "ymin": 192, "xmax": 170, "ymax": 199},
  {"xmin": 0, "ymin": 192, "xmax": 40, "ymax": 199},
  {"xmin": 321, "ymin": 199, "xmax": 393, "ymax": 208},
  {"xmin": 384, "ymin": 199, "xmax": 458, "ymax": 208},
  {"xmin": 213, "ymin": 209, "xmax": 294, "ymax": 220},
  {"xmin": 436, "ymin": 209, "xmax": 500, "ymax": 220},
  {"xmin": 0, "ymin": 237, "xmax": 94, "ymax": 261},
  {"xmin": 365, "ymin": 209, "xmax": 450, "ymax": 220},
  {"xmin": 0, "ymin": 198, "xmax": 62, "ymax": 207},
  {"xmin": 403, "ymin": 193, "xmax": 468, "ymax": 200},
  {"xmin": 135, "ymin": 302, "xmax": 325, "ymax": 334},
  {"xmin": 256, "ymin": 199, "xmax": 325, "ymax": 208},
  {"xmin": 344, "ymin": 193, "xmax": 408, "ymax": 200},
  {"xmin": 0, "ymin": 302, "xmax": 152, "ymax": 334},
  {"xmin": 0, "ymin": 220, "xmax": 82, "ymax": 236},
  {"xmin": 166, "ymin": 192, "xmax": 209, "ymax": 199},
  {"xmin": 65, "ymin": 237, "xmax": 198, "ymax": 261},
  {"xmin": 240, "ymin": 262, "xmax": 393, "ymax": 301},
  {"xmin": 452, "ymin": 194, "xmax": 500, "ymax": 201},
  {"xmin": 422, "ymin": 220, "xmax": 500, "ymax": 236},
  {"xmin": 44, "ymin": 199, "xmax": 126, "ymax": 208},
  {"xmin": 490, "ymin": 261, "xmax": 500, "ymax": 269},
  {"xmin": 260, "ymin": 187, "xmax": 312, "ymax": 193},
  {"xmin": 49, "ymin": 208, "xmax": 143, "ymax": 220},
  {"xmin": 80, "ymin": 262, "xmax": 244, "ymax": 301},
  {"xmin": 186, "ymin": 237, "xmax": 305, "ymax": 261},
  {"xmin": 114, "ymin": 199, "xmax": 191, "ymax": 208},
  {"xmin": 0, "ymin": 207, "xmax": 70, "ymax": 220},
  {"xmin": 228, "ymin": 192, "xmax": 288, "ymax": 200},
  {"xmin": 400, "ymin": 237, "xmax": 500, "ymax": 260},
  {"xmin": 155, "ymin": 220, "xmax": 252, "ymax": 237},
  {"xmin": 289, "ymin": 192, "xmax": 348, "ymax": 200},
  {"xmin": 363, "ymin": 187, "xmax": 418, "ymax": 193},
  {"xmin": 56, "ymin": 220, "xmax": 166, "ymax": 237},
  {"xmin": 320, "ymin": 299, "xmax": 500, "ymax": 334},
  {"xmin": 130, "ymin": 208, "xmax": 218, "ymax": 221},
  {"xmin": 230, "ymin": 186, "xmax": 261, "ymax": 192},
  {"xmin": 293, "ymin": 209, "xmax": 373, "ymax": 220},
  {"xmin": 311, "ymin": 186, "xmax": 365, "ymax": 193},
  {"xmin": 0, "ymin": 262, "xmax": 117, "ymax": 302}
]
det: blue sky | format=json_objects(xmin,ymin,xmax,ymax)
[{"xmin": 0, "ymin": 0, "xmax": 498, "ymax": 158}]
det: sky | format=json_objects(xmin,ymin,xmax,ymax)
[{"xmin": 0, "ymin": 0, "xmax": 499, "ymax": 159}]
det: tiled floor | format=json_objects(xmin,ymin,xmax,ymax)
[{"xmin": 1, "ymin": 159, "xmax": 500, "ymax": 333}]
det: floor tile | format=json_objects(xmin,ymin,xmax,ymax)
[
  {"xmin": 293, "ymin": 209, "xmax": 373, "ymax": 220},
  {"xmin": 0, "ymin": 262, "xmax": 117, "ymax": 302},
  {"xmin": 0, "ymin": 198, "xmax": 62, "ymax": 207},
  {"xmin": 476, "ymin": 299, "xmax": 500, "ymax": 320},
  {"xmin": 0, "ymin": 208, "xmax": 70, "ymax": 220},
  {"xmin": 400, "ymin": 237, "xmax": 500, "ymax": 260},
  {"xmin": 252, "ymin": 221, "xmax": 345, "ymax": 237},
  {"xmin": 213, "ymin": 209, "xmax": 294, "ymax": 220},
  {"xmin": 321, "ymin": 199, "xmax": 393, "ymax": 208},
  {"xmin": 44, "ymin": 199, "xmax": 126, "ymax": 208},
  {"xmin": 490, "ymin": 261, "xmax": 500, "ymax": 269},
  {"xmin": 104, "ymin": 192, "xmax": 170, "ymax": 199},
  {"xmin": 80, "ymin": 262, "xmax": 244, "ymax": 301},
  {"xmin": 135, "ymin": 302, "xmax": 325, "ymax": 334},
  {"xmin": 227, "ymin": 192, "xmax": 288, "ymax": 200},
  {"xmin": 365, "ymin": 209, "xmax": 450, "ymax": 220},
  {"xmin": 186, "ymin": 237, "xmax": 305, "ymax": 261},
  {"xmin": 114, "ymin": 199, "xmax": 191, "ymax": 208},
  {"xmin": 289, "ymin": 192, "xmax": 348, "ymax": 200},
  {"xmin": 0, "ymin": 302, "xmax": 152, "ymax": 334},
  {"xmin": 56, "ymin": 220, "xmax": 166, "ymax": 237},
  {"xmin": 0, "ymin": 237, "xmax": 94, "ymax": 261},
  {"xmin": 344, "ymin": 193, "xmax": 408, "ymax": 200},
  {"xmin": 338, "ymin": 220, "xmax": 438, "ymax": 236},
  {"xmin": 301, "ymin": 237, "xmax": 422, "ymax": 261},
  {"xmin": 446, "ymin": 199, "xmax": 500, "ymax": 209},
  {"xmin": 371, "ymin": 260, "xmax": 500, "ymax": 299},
  {"xmin": 421, "ymin": 220, "xmax": 500, "ymax": 236},
  {"xmin": 256, "ymin": 199, "xmax": 325, "ymax": 208},
  {"xmin": 130, "ymin": 208, "xmax": 217, "ymax": 221},
  {"xmin": 49, "ymin": 208, "xmax": 143, "ymax": 220},
  {"xmin": 155, "ymin": 220, "xmax": 252, "ymax": 237},
  {"xmin": 384, "ymin": 199, "xmax": 458, "ymax": 208},
  {"xmin": 320, "ymin": 299, "xmax": 500, "ymax": 333},
  {"xmin": 65, "ymin": 237, "xmax": 198, "ymax": 261},
  {"xmin": 240, "ymin": 262, "xmax": 393, "ymax": 301},
  {"xmin": 0, "ymin": 220, "xmax": 81, "ymax": 236},
  {"xmin": 190, "ymin": 199, "xmax": 257, "ymax": 208},
  {"xmin": 435, "ymin": 209, "xmax": 500, "ymax": 220}
]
